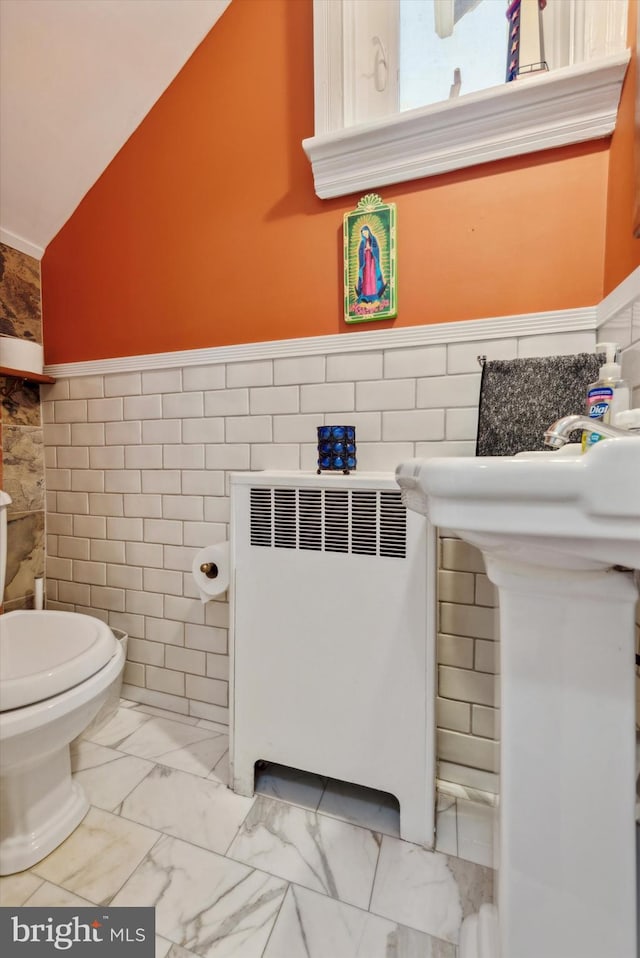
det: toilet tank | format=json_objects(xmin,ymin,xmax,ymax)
[
  {"xmin": 229, "ymin": 471, "xmax": 437, "ymax": 847},
  {"xmin": 0, "ymin": 491, "xmax": 11, "ymax": 601}
]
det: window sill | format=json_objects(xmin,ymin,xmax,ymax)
[{"xmin": 302, "ymin": 51, "xmax": 630, "ymax": 199}]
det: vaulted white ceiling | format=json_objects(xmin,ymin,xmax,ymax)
[{"xmin": 0, "ymin": 0, "xmax": 231, "ymax": 259}]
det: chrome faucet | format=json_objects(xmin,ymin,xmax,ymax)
[{"xmin": 544, "ymin": 415, "xmax": 635, "ymax": 449}]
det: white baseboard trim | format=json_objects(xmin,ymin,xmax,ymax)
[{"xmin": 44, "ymin": 306, "xmax": 597, "ymax": 378}]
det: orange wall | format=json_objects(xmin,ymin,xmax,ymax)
[
  {"xmin": 42, "ymin": 0, "xmax": 616, "ymax": 364},
  {"xmin": 604, "ymin": 0, "xmax": 640, "ymax": 293}
]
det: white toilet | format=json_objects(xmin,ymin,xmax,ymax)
[{"xmin": 0, "ymin": 490, "xmax": 125, "ymax": 875}]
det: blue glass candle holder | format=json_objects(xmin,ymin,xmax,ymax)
[{"xmin": 317, "ymin": 425, "xmax": 357, "ymax": 473}]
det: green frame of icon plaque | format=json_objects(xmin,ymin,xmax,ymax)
[{"xmin": 343, "ymin": 193, "xmax": 397, "ymax": 324}]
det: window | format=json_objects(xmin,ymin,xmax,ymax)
[
  {"xmin": 303, "ymin": 0, "xmax": 630, "ymax": 198},
  {"xmin": 400, "ymin": 0, "xmax": 509, "ymax": 110}
]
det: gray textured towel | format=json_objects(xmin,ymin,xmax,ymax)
[{"xmin": 476, "ymin": 353, "xmax": 601, "ymax": 456}]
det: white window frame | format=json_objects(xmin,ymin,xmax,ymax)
[{"xmin": 303, "ymin": 0, "xmax": 630, "ymax": 199}]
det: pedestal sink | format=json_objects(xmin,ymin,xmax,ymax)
[{"xmin": 396, "ymin": 437, "xmax": 640, "ymax": 958}]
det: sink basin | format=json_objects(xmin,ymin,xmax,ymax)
[{"xmin": 396, "ymin": 436, "xmax": 640, "ymax": 570}]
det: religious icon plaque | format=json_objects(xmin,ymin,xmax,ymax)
[{"xmin": 343, "ymin": 193, "xmax": 397, "ymax": 324}]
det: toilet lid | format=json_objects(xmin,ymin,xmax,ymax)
[{"xmin": 0, "ymin": 610, "xmax": 117, "ymax": 711}]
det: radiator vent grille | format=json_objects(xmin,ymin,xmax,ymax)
[{"xmin": 250, "ymin": 486, "xmax": 406, "ymax": 558}]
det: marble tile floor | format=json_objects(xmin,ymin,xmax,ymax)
[{"xmin": 0, "ymin": 700, "xmax": 496, "ymax": 958}]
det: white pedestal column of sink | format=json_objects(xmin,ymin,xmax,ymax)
[
  {"xmin": 486, "ymin": 558, "xmax": 637, "ymax": 958},
  {"xmin": 396, "ymin": 438, "xmax": 640, "ymax": 958}
]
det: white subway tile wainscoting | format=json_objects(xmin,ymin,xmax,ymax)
[
  {"xmin": 41, "ymin": 283, "xmax": 640, "ymax": 796},
  {"xmin": 0, "ymin": 703, "xmax": 496, "ymax": 958}
]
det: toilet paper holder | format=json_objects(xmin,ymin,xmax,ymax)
[
  {"xmin": 193, "ymin": 541, "xmax": 230, "ymax": 601},
  {"xmin": 200, "ymin": 562, "xmax": 219, "ymax": 579}
]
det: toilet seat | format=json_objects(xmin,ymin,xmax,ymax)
[{"xmin": 0, "ymin": 611, "xmax": 117, "ymax": 711}]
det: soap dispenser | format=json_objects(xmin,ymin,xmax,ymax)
[{"xmin": 581, "ymin": 342, "xmax": 630, "ymax": 451}]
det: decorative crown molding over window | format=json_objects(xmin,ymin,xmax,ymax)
[
  {"xmin": 303, "ymin": 50, "xmax": 629, "ymax": 198},
  {"xmin": 304, "ymin": 0, "xmax": 629, "ymax": 199}
]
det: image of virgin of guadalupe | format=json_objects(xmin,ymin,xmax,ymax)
[{"xmin": 356, "ymin": 225, "xmax": 387, "ymax": 303}]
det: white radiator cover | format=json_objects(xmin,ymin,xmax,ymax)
[{"xmin": 229, "ymin": 470, "xmax": 437, "ymax": 847}]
